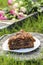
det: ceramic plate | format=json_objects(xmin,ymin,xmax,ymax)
[{"xmin": 2, "ymin": 36, "xmax": 40, "ymax": 53}]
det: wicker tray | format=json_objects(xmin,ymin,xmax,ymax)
[{"xmin": 0, "ymin": 32, "xmax": 43, "ymax": 61}]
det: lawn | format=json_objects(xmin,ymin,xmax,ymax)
[
  {"xmin": 0, "ymin": 55, "xmax": 43, "ymax": 65},
  {"xmin": 0, "ymin": 0, "xmax": 43, "ymax": 65}
]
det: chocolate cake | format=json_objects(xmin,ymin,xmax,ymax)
[{"xmin": 8, "ymin": 30, "xmax": 35, "ymax": 50}]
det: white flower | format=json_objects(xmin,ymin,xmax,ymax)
[
  {"xmin": 19, "ymin": 1, "xmax": 23, "ymax": 5},
  {"xmin": 24, "ymin": 14, "xmax": 27, "ymax": 17},
  {"xmin": 15, "ymin": 10, "xmax": 18, "ymax": 14},
  {"xmin": 18, "ymin": 12, "xmax": 27, "ymax": 19},
  {"xmin": 18, "ymin": 12, "xmax": 24, "ymax": 15},
  {"xmin": 12, "ymin": 18, "xmax": 16, "ymax": 21},
  {"xmin": 15, "ymin": 8, "xmax": 19, "ymax": 12},
  {"xmin": 18, "ymin": 12, "xmax": 27, "ymax": 17},
  {"xmin": 20, "ymin": 7, "xmax": 26, "ymax": 13},
  {"xmin": 13, "ymin": 3, "xmax": 19, "ymax": 9},
  {"xmin": 14, "ymin": 10, "xmax": 18, "ymax": 16},
  {"xmin": 31, "ymin": 1, "xmax": 34, "ymax": 5}
]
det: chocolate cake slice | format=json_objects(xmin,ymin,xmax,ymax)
[{"xmin": 8, "ymin": 30, "xmax": 35, "ymax": 50}]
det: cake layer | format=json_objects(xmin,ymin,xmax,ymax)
[{"xmin": 8, "ymin": 30, "xmax": 35, "ymax": 50}]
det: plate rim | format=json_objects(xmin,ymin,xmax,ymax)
[{"xmin": 2, "ymin": 36, "xmax": 40, "ymax": 53}]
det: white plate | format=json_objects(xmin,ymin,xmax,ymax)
[{"xmin": 2, "ymin": 37, "xmax": 40, "ymax": 53}]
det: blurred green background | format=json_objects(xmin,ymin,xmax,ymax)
[
  {"xmin": 0, "ymin": 0, "xmax": 8, "ymax": 8},
  {"xmin": 0, "ymin": 0, "xmax": 42, "ymax": 8}
]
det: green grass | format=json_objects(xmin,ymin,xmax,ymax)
[{"xmin": 0, "ymin": 55, "xmax": 43, "ymax": 65}]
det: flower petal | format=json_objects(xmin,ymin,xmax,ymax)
[{"xmin": 8, "ymin": 0, "xmax": 12, "ymax": 5}]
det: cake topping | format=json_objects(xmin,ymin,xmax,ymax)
[{"xmin": 8, "ymin": 30, "xmax": 35, "ymax": 50}]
